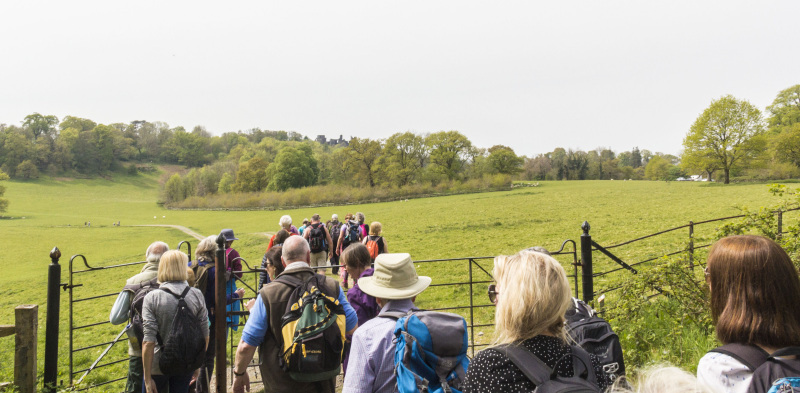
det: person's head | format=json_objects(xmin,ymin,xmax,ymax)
[
  {"xmin": 146, "ymin": 241, "xmax": 170, "ymax": 263},
  {"xmin": 282, "ymin": 236, "xmax": 310, "ymax": 266},
  {"xmin": 344, "ymin": 213, "xmax": 353, "ymax": 222},
  {"xmin": 331, "ymin": 214, "xmax": 339, "ymax": 223},
  {"xmin": 526, "ymin": 246, "xmax": 551, "ymax": 255},
  {"xmin": 355, "ymin": 212, "xmax": 365, "ymax": 224},
  {"xmin": 357, "ymin": 253, "xmax": 431, "ymax": 306},
  {"xmin": 311, "ymin": 214, "xmax": 321, "ymax": 223},
  {"xmin": 279, "ymin": 215, "xmax": 293, "ymax": 230},
  {"xmin": 195, "ymin": 236, "xmax": 218, "ymax": 263},
  {"xmin": 707, "ymin": 235, "xmax": 800, "ymax": 348},
  {"xmin": 302, "ymin": 218, "xmax": 309, "ymax": 226},
  {"xmin": 369, "ymin": 222, "xmax": 382, "ymax": 236},
  {"xmin": 220, "ymin": 228, "xmax": 238, "ymax": 247},
  {"xmin": 493, "ymin": 250, "xmax": 571, "ymax": 344},
  {"xmin": 264, "ymin": 245, "xmax": 285, "ymax": 280},
  {"xmin": 158, "ymin": 250, "xmax": 189, "ymax": 283},
  {"xmin": 607, "ymin": 365, "xmax": 712, "ymax": 393},
  {"xmin": 273, "ymin": 229, "xmax": 291, "ymax": 247},
  {"xmin": 342, "ymin": 243, "xmax": 371, "ymax": 278}
]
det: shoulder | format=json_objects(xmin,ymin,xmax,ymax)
[
  {"xmin": 353, "ymin": 316, "xmax": 394, "ymax": 339},
  {"xmin": 697, "ymin": 351, "xmax": 753, "ymax": 393}
]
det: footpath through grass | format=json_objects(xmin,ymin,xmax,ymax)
[{"xmin": 0, "ymin": 175, "xmax": 784, "ymax": 388}]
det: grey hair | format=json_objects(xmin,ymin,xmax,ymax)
[
  {"xmin": 195, "ymin": 236, "xmax": 218, "ymax": 262},
  {"xmin": 355, "ymin": 212, "xmax": 365, "ymax": 224},
  {"xmin": 279, "ymin": 215, "xmax": 292, "ymax": 229},
  {"xmin": 146, "ymin": 241, "xmax": 170, "ymax": 263},
  {"xmin": 607, "ymin": 365, "xmax": 713, "ymax": 393},
  {"xmin": 332, "ymin": 214, "xmax": 339, "ymax": 221},
  {"xmin": 282, "ymin": 236, "xmax": 309, "ymax": 263},
  {"xmin": 526, "ymin": 246, "xmax": 551, "ymax": 256}
]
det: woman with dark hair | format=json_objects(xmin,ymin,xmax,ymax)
[
  {"xmin": 697, "ymin": 235, "xmax": 800, "ymax": 393},
  {"xmin": 340, "ymin": 243, "xmax": 379, "ymax": 375},
  {"xmin": 258, "ymin": 245, "xmax": 285, "ymax": 289}
]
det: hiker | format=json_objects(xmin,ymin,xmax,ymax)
[
  {"xmin": 342, "ymin": 253, "xmax": 433, "ymax": 392},
  {"xmin": 340, "ymin": 244, "xmax": 380, "ymax": 374},
  {"xmin": 303, "ymin": 213, "xmax": 333, "ymax": 272},
  {"xmin": 697, "ymin": 235, "xmax": 800, "ymax": 393},
  {"xmin": 109, "ymin": 241, "xmax": 169, "ymax": 393},
  {"xmin": 462, "ymin": 249, "xmax": 610, "ymax": 392},
  {"xmin": 361, "ymin": 221, "xmax": 388, "ymax": 262},
  {"xmin": 355, "ymin": 212, "xmax": 369, "ymax": 238},
  {"xmin": 298, "ymin": 218, "xmax": 310, "ymax": 235},
  {"xmin": 220, "ymin": 229, "xmax": 243, "ymax": 331},
  {"xmin": 328, "ymin": 214, "xmax": 343, "ymax": 274},
  {"xmin": 142, "ymin": 250, "xmax": 209, "ymax": 393},
  {"xmin": 337, "ymin": 213, "xmax": 362, "ymax": 289},
  {"xmin": 189, "ymin": 236, "xmax": 244, "ymax": 393},
  {"xmin": 261, "ymin": 229, "xmax": 292, "ymax": 287},
  {"xmin": 231, "ymin": 236, "xmax": 358, "ymax": 393},
  {"xmin": 267, "ymin": 215, "xmax": 298, "ymax": 249}
]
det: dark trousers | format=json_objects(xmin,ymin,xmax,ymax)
[
  {"xmin": 126, "ymin": 356, "xmax": 144, "ymax": 393},
  {"xmin": 189, "ymin": 319, "xmax": 216, "ymax": 393},
  {"xmin": 147, "ymin": 372, "xmax": 193, "ymax": 393},
  {"xmin": 330, "ymin": 254, "xmax": 340, "ymax": 275}
]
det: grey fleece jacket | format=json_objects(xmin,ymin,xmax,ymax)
[{"xmin": 141, "ymin": 281, "xmax": 209, "ymax": 375}]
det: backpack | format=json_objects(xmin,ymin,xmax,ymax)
[
  {"xmin": 308, "ymin": 223, "xmax": 327, "ymax": 253},
  {"xmin": 710, "ymin": 344, "xmax": 800, "ymax": 393},
  {"xmin": 565, "ymin": 298, "xmax": 625, "ymax": 382},
  {"xmin": 123, "ymin": 277, "xmax": 160, "ymax": 350},
  {"xmin": 494, "ymin": 344, "xmax": 601, "ymax": 393},
  {"xmin": 192, "ymin": 262, "xmax": 214, "ymax": 296},
  {"xmin": 364, "ymin": 236, "xmax": 382, "ymax": 260},
  {"xmin": 342, "ymin": 221, "xmax": 361, "ymax": 247},
  {"xmin": 330, "ymin": 222, "xmax": 342, "ymax": 247},
  {"xmin": 156, "ymin": 287, "xmax": 207, "ymax": 376},
  {"xmin": 382, "ymin": 310, "xmax": 470, "ymax": 393},
  {"xmin": 276, "ymin": 273, "xmax": 346, "ymax": 382}
]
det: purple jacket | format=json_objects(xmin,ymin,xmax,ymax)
[{"xmin": 347, "ymin": 268, "xmax": 381, "ymax": 327}]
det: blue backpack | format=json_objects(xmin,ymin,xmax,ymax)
[{"xmin": 382, "ymin": 310, "xmax": 470, "ymax": 393}]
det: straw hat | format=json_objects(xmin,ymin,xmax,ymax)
[{"xmin": 357, "ymin": 253, "xmax": 431, "ymax": 300}]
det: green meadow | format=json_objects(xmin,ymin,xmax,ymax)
[{"xmin": 0, "ymin": 174, "xmax": 786, "ymax": 388}]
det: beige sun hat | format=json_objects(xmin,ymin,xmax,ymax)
[{"xmin": 357, "ymin": 253, "xmax": 431, "ymax": 300}]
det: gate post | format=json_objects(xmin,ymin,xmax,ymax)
[
  {"xmin": 214, "ymin": 234, "xmax": 227, "ymax": 393},
  {"xmin": 777, "ymin": 210, "xmax": 783, "ymax": 240},
  {"xmin": 44, "ymin": 248, "xmax": 61, "ymax": 393},
  {"xmin": 688, "ymin": 221, "xmax": 694, "ymax": 270},
  {"xmin": 15, "ymin": 305, "xmax": 38, "ymax": 393},
  {"xmin": 580, "ymin": 221, "xmax": 594, "ymax": 303}
]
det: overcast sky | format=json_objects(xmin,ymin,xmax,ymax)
[{"xmin": 1, "ymin": 1, "xmax": 798, "ymax": 157}]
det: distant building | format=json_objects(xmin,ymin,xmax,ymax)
[{"xmin": 315, "ymin": 134, "xmax": 350, "ymax": 147}]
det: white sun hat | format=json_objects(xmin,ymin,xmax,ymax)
[{"xmin": 357, "ymin": 253, "xmax": 431, "ymax": 300}]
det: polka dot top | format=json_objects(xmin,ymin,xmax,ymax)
[{"xmin": 462, "ymin": 335, "xmax": 610, "ymax": 392}]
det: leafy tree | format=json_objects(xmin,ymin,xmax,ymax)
[
  {"xmin": 645, "ymin": 155, "xmax": 673, "ymax": 180},
  {"xmin": 564, "ymin": 149, "xmax": 589, "ymax": 180},
  {"xmin": 631, "ymin": 147, "xmax": 643, "ymax": 168},
  {"xmin": 523, "ymin": 154, "xmax": 551, "ymax": 180},
  {"xmin": 59, "ymin": 116, "xmax": 96, "ymax": 132},
  {"xmin": 266, "ymin": 147, "xmax": 317, "ymax": 191},
  {"xmin": 487, "ymin": 145, "xmax": 523, "ymax": 174},
  {"xmin": 772, "ymin": 123, "xmax": 800, "ymax": 168},
  {"xmin": 766, "ymin": 84, "xmax": 800, "ymax": 133},
  {"xmin": 0, "ymin": 130, "xmax": 35, "ymax": 177},
  {"xmin": 682, "ymin": 95, "xmax": 766, "ymax": 184},
  {"xmin": 426, "ymin": 131, "xmax": 472, "ymax": 181},
  {"xmin": 23, "ymin": 113, "xmax": 59, "ymax": 140},
  {"xmin": 233, "ymin": 156, "xmax": 269, "ymax": 192},
  {"xmin": 164, "ymin": 174, "xmax": 185, "ymax": 203},
  {"xmin": 0, "ymin": 170, "xmax": 8, "ymax": 213},
  {"xmin": 344, "ymin": 137, "xmax": 383, "ymax": 187},
  {"xmin": 218, "ymin": 172, "xmax": 234, "ymax": 193},
  {"xmin": 16, "ymin": 160, "xmax": 39, "ymax": 179},
  {"xmin": 383, "ymin": 132, "xmax": 427, "ymax": 186}
]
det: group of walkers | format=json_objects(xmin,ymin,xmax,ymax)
[{"xmin": 109, "ymin": 227, "xmax": 800, "ymax": 393}]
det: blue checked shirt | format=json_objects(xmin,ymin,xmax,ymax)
[{"xmin": 342, "ymin": 299, "xmax": 416, "ymax": 393}]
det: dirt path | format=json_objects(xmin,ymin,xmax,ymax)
[{"xmin": 132, "ymin": 224, "xmax": 206, "ymax": 240}]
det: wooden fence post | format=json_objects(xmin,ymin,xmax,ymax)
[{"xmin": 15, "ymin": 304, "xmax": 38, "ymax": 393}]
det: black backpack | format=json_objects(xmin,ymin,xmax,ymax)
[
  {"xmin": 124, "ymin": 277, "xmax": 160, "ymax": 350},
  {"xmin": 330, "ymin": 222, "xmax": 341, "ymax": 248},
  {"xmin": 495, "ymin": 344, "xmax": 601, "ymax": 393},
  {"xmin": 156, "ymin": 287, "xmax": 206, "ymax": 376},
  {"xmin": 342, "ymin": 221, "xmax": 361, "ymax": 247},
  {"xmin": 565, "ymin": 298, "xmax": 625, "ymax": 382},
  {"xmin": 275, "ymin": 273, "xmax": 346, "ymax": 382},
  {"xmin": 308, "ymin": 223, "xmax": 327, "ymax": 253},
  {"xmin": 710, "ymin": 344, "xmax": 800, "ymax": 393}
]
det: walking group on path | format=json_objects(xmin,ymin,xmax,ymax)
[{"xmin": 108, "ymin": 213, "xmax": 800, "ymax": 393}]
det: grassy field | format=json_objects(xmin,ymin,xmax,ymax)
[{"xmin": 0, "ymin": 174, "xmax": 786, "ymax": 389}]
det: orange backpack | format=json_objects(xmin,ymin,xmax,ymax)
[{"xmin": 364, "ymin": 236, "xmax": 382, "ymax": 260}]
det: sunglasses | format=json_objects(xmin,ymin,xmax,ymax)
[{"xmin": 487, "ymin": 284, "xmax": 499, "ymax": 304}]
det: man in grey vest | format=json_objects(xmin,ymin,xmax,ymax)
[
  {"xmin": 109, "ymin": 241, "xmax": 169, "ymax": 393},
  {"xmin": 231, "ymin": 236, "xmax": 358, "ymax": 393}
]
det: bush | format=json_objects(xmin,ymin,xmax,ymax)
[{"xmin": 16, "ymin": 160, "xmax": 39, "ymax": 179}]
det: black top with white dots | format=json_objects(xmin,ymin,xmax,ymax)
[{"xmin": 462, "ymin": 335, "xmax": 611, "ymax": 393}]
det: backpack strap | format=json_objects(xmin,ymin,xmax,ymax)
[
  {"xmin": 494, "ymin": 344, "xmax": 551, "ymax": 386},
  {"xmin": 770, "ymin": 347, "xmax": 800, "ymax": 359},
  {"xmin": 710, "ymin": 343, "xmax": 770, "ymax": 371},
  {"xmin": 571, "ymin": 345, "xmax": 599, "ymax": 385}
]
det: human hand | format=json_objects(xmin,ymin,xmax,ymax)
[
  {"xmin": 232, "ymin": 372, "xmax": 250, "ymax": 393},
  {"xmin": 235, "ymin": 288, "xmax": 245, "ymax": 299},
  {"xmin": 245, "ymin": 298, "xmax": 256, "ymax": 311},
  {"xmin": 145, "ymin": 377, "xmax": 158, "ymax": 393}
]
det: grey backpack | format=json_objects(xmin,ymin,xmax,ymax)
[{"xmin": 494, "ymin": 344, "xmax": 601, "ymax": 393}]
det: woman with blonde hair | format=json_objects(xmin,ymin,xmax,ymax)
[
  {"xmin": 462, "ymin": 250, "xmax": 610, "ymax": 392},
  {"xmin": 697, "ymin": 235, "xmax": 800, "ymax": 393},
  {"xmin": 361, "ymin": 221, "xmax": 388, "ymax": 261},
  {"xmin": 142, "ymin": 250, "xmax": 209, "ymax": 393}
]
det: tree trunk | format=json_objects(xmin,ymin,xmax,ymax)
[{"xmin": 724, "ymin": 168, "xmax": 730, "ymax": 184}]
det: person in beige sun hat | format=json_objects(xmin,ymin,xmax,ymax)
[{"xmin": 343, "ymin": 253, "xmax": 432, "ymax": 392}]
